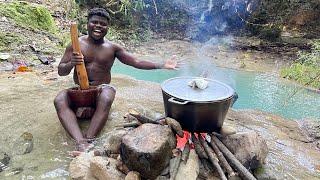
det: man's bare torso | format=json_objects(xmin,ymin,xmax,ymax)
[{"xmin": 73, "ymin": 36, "xmax": 116, "ymax": 86}]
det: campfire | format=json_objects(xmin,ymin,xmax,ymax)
[
  {"xmin": 69, "ymin": 108, "xmax": 268, "ymax": 180},
  {"xmin": 114, "ymin": 109, "xmax": 258, "ymax": 180}
]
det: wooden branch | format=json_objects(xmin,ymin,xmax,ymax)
[
  {"xmin": 128, "ymin": 109, "xmax": 160, "ymax": 124},
  {"xmin": 208, "ymin": 138, "xmax": 237, "ymax": 179},
  {"xmin": 210, "ymin": 134, "xmax": 257, "ymax": 180},
  {"xmin": 181, "ymin": 141, "xmax": 190, "ymax": 164},
  {"xmin": 199, "ymin": 135, "xmax": 227, "ymax": 180},
  {"xmin": 191, "ymin": 134, "xmax": 208, "ymax": 159},
  {"xmin": 115, "ymin": 122, "xmax": 141, "ymax": 128},
  {"xmin": 70, "ymin": 23, "xmax": 89, "ymax": 90},
  {"xmin": 165, "ymin": 117, "xmax": 184, "ymax": 138}
]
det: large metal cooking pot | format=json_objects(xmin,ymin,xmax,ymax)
[{"xmin": 161, "ymin": 77, "xmax": 234, "ymax": 132}]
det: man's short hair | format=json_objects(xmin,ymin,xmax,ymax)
[{"xmin": 88, "ymin": 8, "xmax": 110, "ymax": 22}]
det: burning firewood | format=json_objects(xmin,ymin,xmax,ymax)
[
  {"xmin": 210, "ymin": 134, "xmax": 257, "ymax": 180},
  {"xmin": 165, "ymin": 117, "xmax": 184, "ymax": 138},
  {"xmin": 191, "ymin": 134, "xmax": 208, "ymax": 159},
  {"xmin": 128, "ymin": 109, "xmax": 160, "ymax": 124},
  {"xmin": 208, "ymin": 137, "xmax": 237, "ymax": 179},
  {"xmin": 198, "ymin": 134, "xmax": 227, "ymax": 180},
  {"xmin": 181, "ymin": 141, "xmax": 190, "ymax": 164}
]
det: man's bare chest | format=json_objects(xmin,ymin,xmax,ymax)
[{"xmin": 81, "ymin": 47, "xmax": 115, "ymax": 65}]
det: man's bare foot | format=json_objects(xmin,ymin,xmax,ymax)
[{"xmin": 69, "ymin": 141, "xmax": 94, "ymax": 157}]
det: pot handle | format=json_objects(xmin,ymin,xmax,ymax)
[{"xmin": 168, "ymin": 97, "xmax": 190, "ymax": 105}]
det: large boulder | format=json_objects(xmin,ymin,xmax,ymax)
[
  {"xmin": 221, "ymin": 131, "xmax": 268, "ymax": 170},
  {"xmin": 90, "ymin": 156, "xmax": 125, "ymax": 180},
  {"xmin": 120, "ymin": 123, "xmax": 176, "ymax": 179}
]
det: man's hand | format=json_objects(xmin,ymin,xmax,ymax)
[
  {"xmin": 163, "ymin": 55, "xmax": 183, "ymax": 70},
  {"xmin": 71, "ymin": 52, "xmax": 84, "ymax": 66}
]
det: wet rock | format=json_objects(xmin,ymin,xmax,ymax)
[
  {"xmin": 0, "ymin": 62, "xmax": 13, "ymax": 71},
  {"xmin": 254, "ymin": 166, "xmax": 279, "ymax": 180},
  {"xmin": 13, "ymin": 132, "xmax": 34, "ymax": 155},
  {"xmin": 298, "ymin": 118, "xmax": 320, "ymax": 140},
  {"xmin": 120, "ymin": 123, "xmax": 176, "ymax": 179},
  {"xmin": 90, "ymin": 156, "xmax": 125, "ymax": 180},
  {"xmin": 0, "ymin": 53, "xmax": 10, "ymax": 60},
  {"xmin": 0, "ymin": 153, "xmax": 10, "ymax": 172},
  {"xmin": 125, "ymin": 171, "xmax": 141, "ymax": 180},
  {"xmin": 103, "ymin": 128, "xmax": 130, "ymax": 155},
  {"xmin": 69, "ymin": 152, "xmax": 95, "ymax": 180},
  {"xmin": 40, "ymin": 168, "xmax": 69, "ymax": 179},
  {"xmin": 5, "ymin": 167, "xmax": 23, "ymax": 176},
  {"xmin": 176, "ymin": 149, "xmax": 199, "ymax": 180},
  {"xmin": 221, "ymin": 131, "xmax": 268, "ymax": 170}
]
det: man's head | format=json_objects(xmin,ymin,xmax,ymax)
[{"xmin": 87, "ymin": 8, "xmax": 110, "ymax": 41}]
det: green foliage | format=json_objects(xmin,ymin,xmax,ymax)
[
  {"xmin": 281, "ymin": 40, "xmax": 320, "ymax": 89},
  {"xmin": 0, "ymin": 32, "xmax": 24, "ymax": 51},
  {"xmin": 0, "ymin": 2, "xmax": 57, "ymax": 33}
]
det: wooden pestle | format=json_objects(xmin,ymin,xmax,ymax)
[{"xmin": 70, "ymin": 23, "xmax": 89, "ymax": 90}]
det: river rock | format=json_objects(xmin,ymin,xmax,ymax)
[
  {"xmin": 0, "ymin": 62, "xmax": 13, "ymax": 71},
  {"xmin": 90, "ymin": 156, "xmax": 125, "ymax": 180},
  {"xmin": 103, "ymin": 128, "xmax": 130, "ymax": 155},
  {"xmin": 298, "ymin": 118, "xmax": 320, "ymax": 140},
  {"xmin": 120, "ymin": 123, "xmax": 176, "ymax": 179},
  {"xmin": 13, "ymin": 132, "xmax": 34, "ymax": 155},
  {"xmin": 125, "ymin": 171, "xmax": 141, "ymax": 180},
  {"xmin": 221, "ymin": 131, "xmax": 268, "ymax": 170},
  {"xmin": 69, "ymin": 152, "xmax": 95, "ymax": 180},
  {"xmin": 176, "ymin": 149, "xmax": 199, "ymax": 180}
]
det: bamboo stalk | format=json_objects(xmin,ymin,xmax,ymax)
[
  {"xmin": 199, "ymin": 135, "xmax": 227, "ymax": 180},
  {"xmin": 208, "ymin": 138, "xmax": 237, "ymax": 179},
  {"xmin": 211, "ymin": 134, "xmax": 257, "ymax": 180},
  {"xmin": 70, "ymin": 23, "xmax": 89, "ymax": 90}
]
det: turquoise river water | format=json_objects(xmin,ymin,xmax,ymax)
[{"xmin": 111, "ymin": 61, "xmax": 320, "ymax": 121}]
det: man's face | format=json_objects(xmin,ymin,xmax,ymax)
[{"xmin": 87, "ymin": 15, "xmax": 109, "ymax": 41}]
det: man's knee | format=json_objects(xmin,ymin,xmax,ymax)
[
  {"xmin": 54, "ymin": 90, "xmax": 69, "ymax": 110},
  {"xmin": 98, "ymin": 88, "xmax": 116, "ymax": 106}
]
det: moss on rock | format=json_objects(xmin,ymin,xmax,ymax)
[
  {"xmin": 0, "ymin": 31, "xmax": 24, "ymax": 51},
  {"xmin": 0, "ymin": 1, "xmax": 57, "ymax": 33}
]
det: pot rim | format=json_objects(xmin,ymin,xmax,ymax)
[
  {"xmin": 162, "ymin": 90, "xmax": 234, "ymax": 103},
  {"xmin": 161, "ymin": 76, "xmax": 235, "ymax": 102}
]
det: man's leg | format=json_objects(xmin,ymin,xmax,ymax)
[
  {"xmin": 85, "ymin": 86, "xmax": 116, "ymax": 139},
  {"xmin": 54, "ymin": 90, "xmax": 87, "ymax": 149}
]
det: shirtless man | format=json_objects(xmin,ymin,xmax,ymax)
[{"xmin": 54, "ymin": 8, "xmax": 179, "ymax": 151}]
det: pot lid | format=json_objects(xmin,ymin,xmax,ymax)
[{"xmin": 161, "ymin": 77, "xmax": 235, "ymax": 102}]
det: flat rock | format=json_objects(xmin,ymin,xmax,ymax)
[
  {"xmin": 90, "ymin": 156, "xmax": 125, "ymax": 180},
  {"xmin": 120, "ymin": 123, "xmax": 176, "ymax": 179},
  {"xmin": 221, "ymin": 131, "xmax": 268, "ymax": 170}
]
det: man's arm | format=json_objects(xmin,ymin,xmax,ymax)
[
  {"xmin": 114, "ymin": 45, "xmax": 164, "ymax": 70},
  {"xmin": 58, "ymin": 45, "xmax": 84, "ymax": 76}
]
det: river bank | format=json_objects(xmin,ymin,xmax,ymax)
[{"xmin": 0, "ymin": 69, "xmax": 319, "ymax": 179}]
